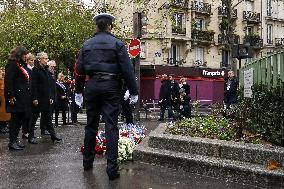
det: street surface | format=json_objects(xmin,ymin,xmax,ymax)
[{"xmin": 0, "ymin": 114, "xmax": 258, "ymax": 189}]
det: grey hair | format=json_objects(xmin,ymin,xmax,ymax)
[
  {"xmin": 47, "ymin": 60, "xmax": 56, "ymax": 66},
  {"xmin": 36, "ymin": 52, "xmax": 48, "ymax": 60}
]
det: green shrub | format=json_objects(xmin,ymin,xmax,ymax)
[{"xmin": 167, "ymin": 116, "xmax": 236, "ymax": 141}]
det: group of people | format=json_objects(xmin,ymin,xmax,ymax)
[
  {"xmin": 158, "ymin": 74, "xmax": 191, "ymax": 121},
  {"xmin": 0, "ymin": 48, "xmax": 81, "ymax": 150},
  {"xmin": 158, "ymin": 70, "xmax": 238, "ymax": 121}
]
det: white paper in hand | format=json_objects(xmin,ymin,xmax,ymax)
[
  {"xmin": 129, "ymin": 95, "xmax": 138, "ymax": 104},
  {"xmin": 124, "ymin": 90, "xmax": 130, "ymax": 101},
  {"xmin": 75, "ymin": 93, "xmax": 83, "ymax": 107}
]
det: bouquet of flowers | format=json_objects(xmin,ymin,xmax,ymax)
[
  {"xmin": 118, "ymin": 137, "xmax": 135, "ymax": 162},
  {"xmin": 80, "ymin": 123, "xmax": 146, "ymax": 162}
]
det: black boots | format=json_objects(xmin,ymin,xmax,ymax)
[
  {"xmin": 8, "ymin": 142, "xmax": 24, "ymax": 151},
  {"xmin": 83, "ymin": 158, "xmax": 94, "ymax": 171},
  {"xmin": 28, "ymin": 137, "xmax": 38, "ymax": 144},
  {"xmin": 51, "ymin": 135, "xmax": 62, "ymax": 142},
  {"xmin": 108, "ymin": 172, "xmax": 120, "ymax": 180}
]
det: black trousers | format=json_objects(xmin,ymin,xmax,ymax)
[
  {"xmin": 29, "ymin": 111, "xmax": 55, "ymax": 138},
  {"xmin": 28, "ymin": 112, "xmax": 40, "ymax": 139},
  {"xmin": 55, "ymin": 110, "xmax": 66, "ymax": 126},
  {"xmin": 9, "ymin": 112, "xmax": 26, "ymax": 144},
  {"xmin": 121, "ymin": 99, "xmax": 133, "ymax": 124},
  {"xmin": 84, "ymin": 78, "xmax": 121, "ymax": 175},
  {"xmin": 70, "ymin": 102, "xmax": 79, "ymax": 123}
]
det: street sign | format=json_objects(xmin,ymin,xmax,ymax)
[
  {"xmin": 244, "ymin": 68, "xmax": 253, "ymax": 98},
  {"xmin": 128, "ymin": 38, "xmax": 141, "ymax": 58}
]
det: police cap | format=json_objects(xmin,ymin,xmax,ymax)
[{"xmin": 93, "ymin": 13, "xmax": 115, "ymax": 24}]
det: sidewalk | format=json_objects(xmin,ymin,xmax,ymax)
[{"xmin": 0, "ymin": 114, "xmax": 257, "ymax": 189}]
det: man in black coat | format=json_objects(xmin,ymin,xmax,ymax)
[
  {"xmin": 75, "ymin": 13, "xmax": 138, "ymax": 180},
  {"xmin": 158, "ymin": 74, "xmax": 173, "ymax": 121},
  {"xmin": 4, "ymin": 46, "xmax": 29, "ymax": 150},
  {"xmin": 224, "ymin": 70, "xmax": 239, "ymax": 110},
  {"xmin": 31, "ymin": 52, "xmax": 61, "ymax": 142}
]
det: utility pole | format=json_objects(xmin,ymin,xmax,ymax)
[{"xmin": 133, "ymin": 12, "xmax": 142, "ymax": 121}]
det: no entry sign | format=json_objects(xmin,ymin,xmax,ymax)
[{"xmin": 128, "ymin": 38, "xmax": 141, "ymax": 58}]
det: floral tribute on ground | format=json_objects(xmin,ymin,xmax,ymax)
[{"xmin": 80, "ymin": 123, "xmax": 146, "ymax": 163}]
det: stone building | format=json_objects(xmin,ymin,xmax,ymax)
[{"xmin": 106, "ymin": 0, "xmax": 284, "ymax": 70}]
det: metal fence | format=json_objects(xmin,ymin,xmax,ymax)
[{"xmin": 239, "ymin": 51, "xmax": 284, "ymax": 88}]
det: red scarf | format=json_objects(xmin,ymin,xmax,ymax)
[{"xmin": 17, "ymin": 63, "xmax": 30, "ymax": 81}]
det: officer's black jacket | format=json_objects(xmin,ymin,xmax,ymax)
[
  {"xmin": 4, "ymin": 59, "xmax": 31, "ymax": 113},
  {"xmin": 75, "ymin": 31, "xmax": 138, "ymax": 95}
]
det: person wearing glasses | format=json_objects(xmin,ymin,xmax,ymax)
[{"xmin": 31, "ymin": 52, "xmax": 61, "ymax": 142}]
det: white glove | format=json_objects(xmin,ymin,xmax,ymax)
[
  {"xmin": 124, "ymin": 90, "xmax": 130, "ymax": 101},
  {"xmin": 75, "ymin": 93, "xmax": 83, "ymax": 107},
  {"xmin": 129, "ymin": 95, "xmax": 138, "ymax": 104}
]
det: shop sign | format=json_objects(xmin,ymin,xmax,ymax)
[{"xmin": 202, "ymin": 69, "xmax": 226, "ymax": 78}]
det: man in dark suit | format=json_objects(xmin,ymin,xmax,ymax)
[
  {"xmin": 158, "ymin": 74, "xmax": 173, "ymax": 121},
  {"xmin": 31, "ymin": 52, "xmax": 61, "ymax": 142},
  {"xmin": 224, "ymin": 70, "xmax": 239, "ymax": 110}
]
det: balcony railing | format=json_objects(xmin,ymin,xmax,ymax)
[
  {"xmin": 243, "ymin": 11, "xmax": 261, "ymax": 23},
  {"xmin": 192, "ymin": 29, "xmax": 214, "ymax": 43},
  {"xmin": 167, "ymin": 58, "xmax": 185, "ymax": 66},
  {"xmin": 267, "ymin": 39, "xmax": 273, "ymax": 45},
  {"xmin": 218, "ymin": 34, "xmax": 240, "ymax": 44},
  {"xmin": 218, "ymin": 6, "xmax": 237, "ymax": 19},
  {"xmin": 244, "ymin": 35, "xmax": 263, "ymax": 48},
  {"xmin": 172, "ymin": 26, "xmax": 186, "ymax": 35},
  {"xmin": 170, "ymin": 0, "xmax": 189, "ymax": 9},
  {"xmin": 220, "ymin": 61, "xmax": 229, "ymax": 68},
  {"xmin": 193, "ymin": 59, "xmax": 205, "ymax": 67},
  {"xmin": 275, "ymin": 38, "xmax": 284, "ymax": 46},
  {"xmin": 191, "ymin": 1, "xmax": 211, "ymax": 14}
]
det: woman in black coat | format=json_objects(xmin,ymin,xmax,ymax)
[
  {"xmin": 4, "ymin": 46, "xmax": 29, "ymax": 150},
  {"xmin": 55, "ymin": 73, "xmax": 69, "ymax": 127}
]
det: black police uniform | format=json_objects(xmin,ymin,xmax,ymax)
[{"xmin": 75, "ymin": 30, "xmax": 138, "ymax": 177}]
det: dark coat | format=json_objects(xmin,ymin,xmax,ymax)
[
  {"xmin": 4, "ymin": 60, "xmax": 31, "ymax": 113},
  {"xmin": 31, "ymin": 65, "xmax": 52, "ymax": 112},
  {"xmin": 75, "ymin": 31, "xmax": 138, "ymax": 95},
  {"xmin": 159, "ymin": 80, "xmax": 171, "ymax": 107},
  {"xmin": 224, "ymin": 77, "xmax": 239, "ymax": 104},
  {"xmin": 55, "ymin": 82, "xmax": 69, "ymax": 111},
  {"xmin": 170, "ymin": 81, "xmax": 180, "ymax": 99},
  {"xmin": 179, "ymin": 83, "xmax": 190, "ymax": 96}
]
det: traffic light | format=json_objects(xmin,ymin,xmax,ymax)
[
  {"xmin": 238, "ymin": 44, "xmax": 253, "ymax": 58},
  {"xmin": 231, "ymin": 44, "xmax": 253, "ymax": 59}
]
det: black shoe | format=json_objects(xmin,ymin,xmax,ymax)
[
  {"xmin": 28, "ymin": 137, "xmax": 38, "ymax": 144},
  {"xmin": 17, "ymin": 142, "xmax": 25, "ymax": 148},
  {"xmin": 41, "ymin": 130, "xmax": 50, "ymax": 135},
  {"xmin": 0, "ymin": 127, "xmax": 9, "ymax": 133},
  {"xmin": 158, "ymin": 118, "xmax": 164, "ymax": 121},
  {"xmin": 8, "ymin": 143, "xmax": 24, "ymax": 151},
  {"xmin": 83, "ymin": 160, "xmax": 94, "ymax": 171},
  {"xmin": 108, "ymin": 172, "xmax": 120, "ymax": 181},
  {"xmin": 22, "ymin": 133, "xmax": 29, "ymax": 139},
  {"xmin": 51, "ymin": 136, "xmax": 62, "ymax": 142}
]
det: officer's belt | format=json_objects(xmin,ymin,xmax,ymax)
[{"xmin": 89, "ymin": 72, "xmax": 120, "ymax": 80}]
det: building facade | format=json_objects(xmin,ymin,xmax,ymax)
[{"xmin": 106, "ymin": 0, "xmax": 284, "ymax": 70}]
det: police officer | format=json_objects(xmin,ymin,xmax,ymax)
[{"xmin": 75, "ymin": 13, "xmax": 138, "ymax": 180}]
